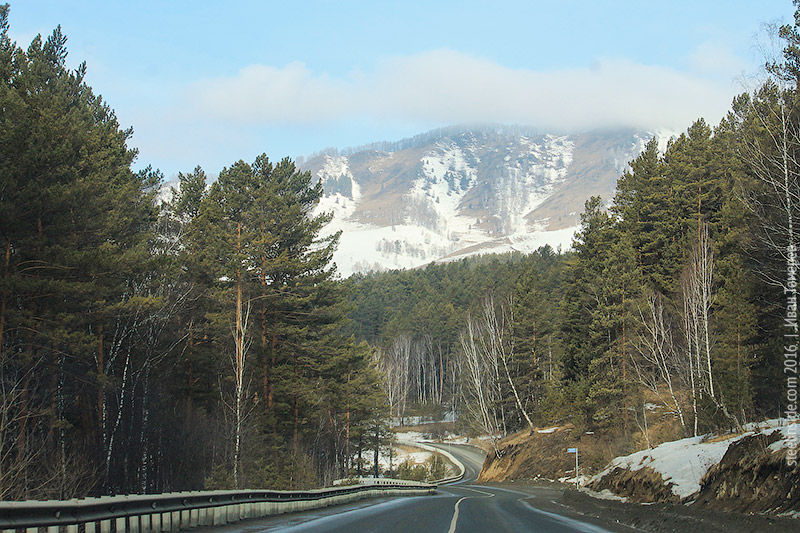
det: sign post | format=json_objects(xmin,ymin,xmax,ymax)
[{"xmin": 567, "ymin": 448, "xmax": 579, "ymax": 489}]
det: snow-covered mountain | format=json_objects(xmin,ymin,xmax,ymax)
[{"xmin": 302, "ymin": 126, "xmax": 658, "ymax": 277}]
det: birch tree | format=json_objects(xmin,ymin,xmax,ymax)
[
  {"xmin": 231, "ymin": 291, "xmax": 251, "ymax": 488},
  {"xmin": 631, "ymin": 292, "xmax": 686, "ymax": 429},
  {"xmin": 736, "ymin": 23, "xmax": 800, "ymax": 287},
  {"xmin": 482, "ymin": 295, "xmax": 535, "ymax": 431},
  {"xmin": 680, "ymin": 223, "xmax": 741, "ymax": 430},
  {"xmin": 375, "ymin": 335, "xmax": 412, "ymax": 421},
  {"xmin": 459, "ymin": 315, "xmax": 503, "ymax": 454}
]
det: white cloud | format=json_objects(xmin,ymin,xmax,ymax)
[
  {"xmin": 185, "ymin": 48, "xmax": 738, "ymax": 133},
  {"xmin": 689, "ymin": 41, "xmax": 749, "ymax": 79},
  {"xmin": 189, "ymin": 62, "xmax": 353, "ymax": 123}
]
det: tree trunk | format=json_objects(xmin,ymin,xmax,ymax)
[
  {"xmin": 373, "ymin": 426, "xmax": 379, "ymax": 478},
  {"xmin": 622, "ymin": 284, "xmax": 628, "ymax": 430},
  {"xmin": 268, "ymin": 333, "xmax": 277, "ymax": 410},
  {"xmin": 260, "ymin": 259, "xmax": 270, "ymax": 414},
  {"xmin": 0, "ymin": 237, "xmax": 10, "ymax": 362},
  {"xmin": 357, "ymin": 438, "xmax": 362, "ymax": 477},
  {"xmin": 232, "ymin": 221, "xmax": 248, "ymax": 489},
  {"xmin": 293, "ymin": 393, "xmax": 299, "ymax": 454},
  {"xmin": 185, "ymin": 323, "xmax": 194, "ymax": 430},
  {"xmin": 345, "ymin": 372, "xmax": 351, "ymax": 475},
  {"xmin": 97, "ymin": 324, "xmax": 105, "ymax": 433}
]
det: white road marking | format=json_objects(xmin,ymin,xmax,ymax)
[
  {"xmin": 460, "ymin": 486, "xmax": 496, "ymax": 497},
  {"xmin": 447, "ymin": 486, "xmax": 496, "ymax": 532},
  {"xmin": 447, "ymin": 497, "xmax": 468, "ymax": 533}
]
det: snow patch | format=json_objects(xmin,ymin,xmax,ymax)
[
  {"xmin": 393, "ymin": 431, "xmax": 430, "ymax": 443},
  {"xmin": 314, "ymin": 155, "xmax": 361, "ymax": 222},
  {"xmin": 591, "ymin": 419, "xmax": 793, "ymax": 500},
  {"xmin": 306, "ymin": 130, "xmax": 654, "ymax": 277},
  {"xmin": 587, "ymin": 489, "xmax": 629, "ymax": 502}
]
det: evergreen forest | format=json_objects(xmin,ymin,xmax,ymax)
[{"xmin": 3, "ymin": 2, "xmax": 800, "ymax": 499}]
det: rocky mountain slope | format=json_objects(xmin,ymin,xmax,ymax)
[{"xmin": 301, "ymin": 126, "xmax": 657, "ymax": 276}]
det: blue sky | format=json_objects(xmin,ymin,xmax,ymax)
[{"xmin": 6, "ymin": 1, "xmax": 796, "ymax": 177}]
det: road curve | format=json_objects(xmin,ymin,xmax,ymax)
[{"xmin": 212, "ymin": 444, "xmax": 630, "ymax": 533}]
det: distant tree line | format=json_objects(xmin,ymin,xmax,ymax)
[
  {"xmin": 3, "ymin": 0, "xmax": 800, "ymax": 501},
  {"xmin": 351, "ymin": 4, "xmax": 800, "ymax": 452},
  {"xmin": 297, "ymin": 124, "xmax": 548, "ymax": 166}
]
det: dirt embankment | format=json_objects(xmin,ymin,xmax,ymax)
[
  {"xmin": 588, "ymin": 466, "xmax": 679, "ymax": 503},
  {"xmin": 558, "ymin": 487, "xmax": 800, "ymax": 533},
  {"xmin": 693, "ymin": 431, "xmax": 800, "ymax": 514},
  {"xmin": 483, "ymin": 421, "xmax": 800, "ymax": 518},
  {"xmin": 478, "ymin": 424, "xmax": 631, "ymax": 483},
  {"xmin": 587, "ymin": 429, "xmax": 800, "ymax": 513}
]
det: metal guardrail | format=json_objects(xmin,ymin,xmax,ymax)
[
  {"xmin": 395, "ymin": 440, "xmax": 466, "ymax": 485},
  {"xmin": 332, "ymin": 477, "xmax": 435, "ymax": 486},
  {"xmin": 0, "ymin": 482, "xmax": 435, "ymax": 532}
]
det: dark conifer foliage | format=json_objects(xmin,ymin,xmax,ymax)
[
  {"xmin": 350, "ymin": 3, "xmax": 800, "ymax": 446},
  {"xmin": 0, "ymin": 8, "xmax": 385, "ymax": 497},
  {"xmin": 3, "ymin": 0, "xmax": 800, "ymax": 500}
]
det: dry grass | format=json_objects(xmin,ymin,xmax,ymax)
[
  {"xmin": 703, "ymin": 431, "xmax": 746, "ymax": 444},
  {"xmin": 478, "ymin": 421, "xmax": 675, "ymax": 483}
]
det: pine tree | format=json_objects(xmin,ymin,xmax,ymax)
[{"xmin": 0, "ymin": 10, "xmax": 161, "ymax": 496}]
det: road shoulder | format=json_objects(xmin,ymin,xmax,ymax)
[{"xmin": 482, "ymin": 480, "xmax": 799, "ymax": 533}]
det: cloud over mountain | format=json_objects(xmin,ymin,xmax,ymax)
[{"xmin": 189, "ymin": 48, "xmax": 737, "ymax": 132}]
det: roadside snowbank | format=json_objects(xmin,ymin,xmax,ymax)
[{"xmin": 590, "ymin": 419, "xmax": 796, "ymax": 500}]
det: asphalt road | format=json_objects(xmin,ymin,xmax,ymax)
[{"xmin": 212, "ymin": 444, "xmax": 631, "ymax": 532}]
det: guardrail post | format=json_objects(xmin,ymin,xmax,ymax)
[{"xmin": 0, "ymin": 480, "xmax": 438, "ymax": 531}]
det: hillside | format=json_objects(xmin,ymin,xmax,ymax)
[
  {"xmin": 478, "ymin": 420, "xmax": 800, "ymax": 517},
  {"xmin": 301, "ymin": 126, "xmax": 659, "ymax": 275},
  {"xmin": 477, "ymin": 424, "xmax": 631, "ymax": 486}
]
